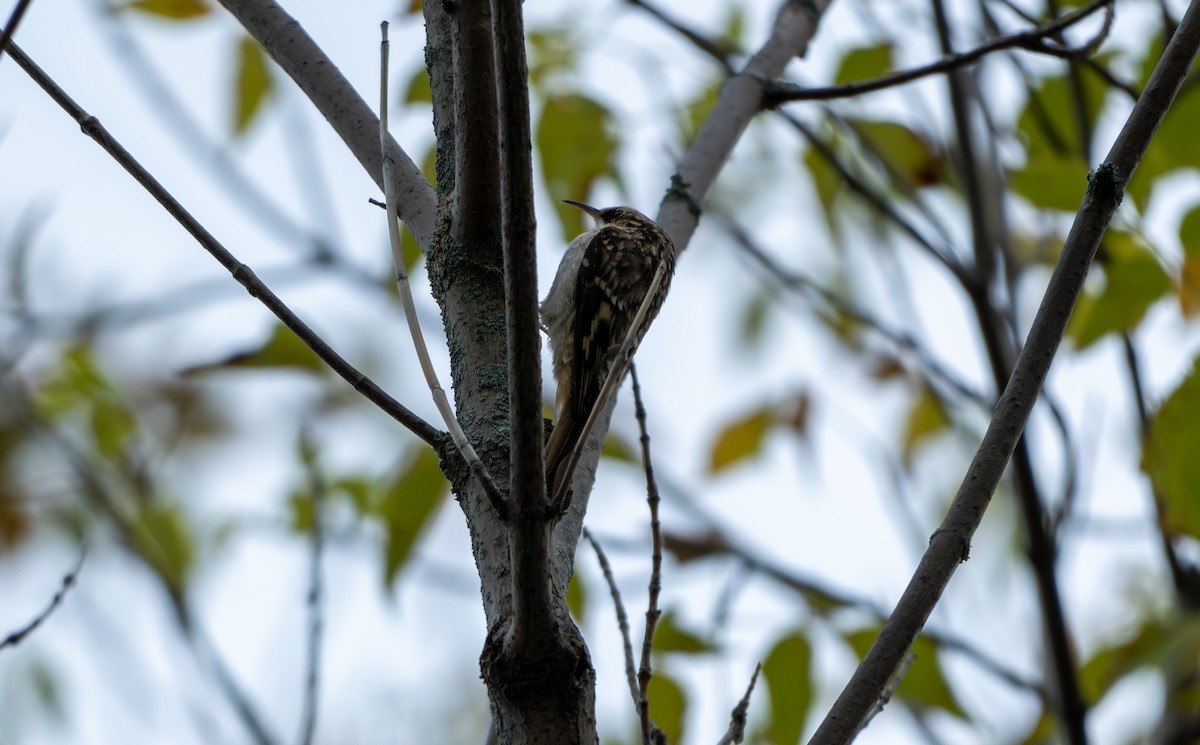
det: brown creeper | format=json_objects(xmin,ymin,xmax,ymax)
[{"xmin": 541, "ymin": 201, "xmax": 676, "ymax": 494}]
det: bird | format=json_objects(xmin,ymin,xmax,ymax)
[{"xmin": 541, "ymin": 200, "xmax": 675, "ymax": 497}]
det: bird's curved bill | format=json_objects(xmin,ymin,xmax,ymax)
[{"xmin": 562, "ymin": 200, "xmax": 603, "ymax": 219}]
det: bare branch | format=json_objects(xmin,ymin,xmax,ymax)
[
  {"xmin": 0, "ymin": 0, "xmax": 35, "ymax": 67},
  {"xmin": 626, "ymin": 0, "xmax": 735, "ymax": 74},
  {"xmin": 3, "ymin": 40, "xmax": 443, "ymax": 450},
  {"xmin": 808, "ymin": 2, "xmax": 1200, "ymax": 739},
  {"xmin": 630, "ymin": 365, "xmax": 665, "ymax": 745},
  {"xmin": 214, "ymin": 0, "xmax": 437, "ymax": 249},
  {"xmin": 379, "ymin": 23, "xmax": 507, "ymax": 517},
  {"xmin": 1, "ymin": 543, "xmax": 86, "ymax": 651},
  {"xmin": 766, "ymin": 0, "xmax": 1113, "ymax": 103},
  {"xmin": 715, "ymin": 664, "xmax": 762, "ymax": 745},
  {"xmin": 96, "ymin": 11, "xmax": 336, "ymax": 259},
  {"xmin": 297, "ymin": 430, "xmax": 325, "ymax": 745},
  {"xmin": 582, "ymin": 528, "xmax": 640, "ymax": 714}
]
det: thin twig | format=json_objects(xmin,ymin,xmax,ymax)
[
  {"xmin": 715, "ymin": 663, "xmax": 762, "ymax": 745},
  {"xmin": 0, "ymin": 0, "xmax": 34, "ymax": 67},
  {"xmin": 549, "ymin": 265, "xmax": 668, "ymax": 515},
  {"xmin": 1122, "ymin": 333, "xmax": 1191, "ymax": 602},
  {"xmin": 626, "ymin": 0, "xmax": 735, "ymax": 74},
  {"xmin": 857, "ymin": 652, "xmax": 915, "ymax": 735},
  {"xmin": 1, "ymin": 543, "xmax": 86, "ymax": 650},
  {"xmin": 96, "ymin": 11, "xmax": 336, "ymax": 260},
  {"xmin": 766, "ymin": 0, "xmax": 1113, "ymax": 103},
  {"xmin": 630, "ymin": 364, "xmax": 664, "ymax": 745},
  {"xmin": 718, "ymin": 213, "xmax": 988, "ymax": 407},
  {"xmin": 808, "ymin": 0, "xmax": 1200, "ymax": 738},
  {"xmin": 582, "ymin": 528, "xmax": 640, "ymax": 712},
  {"xmin": 776, "ymin": 111, "xmax": 966, "ymax": 278},
  {"xmin": 378, "ymin": 23, "xmax": 507, "ymax": 517},
  {"xmin": 3, "ymin": 40, "xmax": 443, "ymax": 450},
  {"xmin": 297, "ymin": 430, "xmax": 325, "ymax": 745}
]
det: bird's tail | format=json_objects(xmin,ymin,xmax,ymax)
[{"xmin": 544, "ymin": 407, "xmax": 580, "ymax": 497}]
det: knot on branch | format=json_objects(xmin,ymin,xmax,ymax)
[
  {"xmin": 666, "ymin": 174, "xmax": 702, "ymax": 217},
  {"xmin": 930, "ymin": 528, "xmax": 971, "ymax": 562}
]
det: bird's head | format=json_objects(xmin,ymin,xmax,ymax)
[{"xmin": 563, "ymin": 200, "xmax": 651, "ymax": 228}]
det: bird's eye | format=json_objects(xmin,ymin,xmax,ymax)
[{"xmin": 601, "ymin": 207, "xmax": 625, "ymax": 222}]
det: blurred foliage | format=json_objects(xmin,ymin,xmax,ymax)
[
  {"xmin": 1142, "ymin": 358, "xmax": 1200, "ymax": 539},
  {"xmin": 537, "ymin": 93, "xmax": 622, "ymax": 241},
  {"xmin": 233, "ymin": 35, "xmax": 275, "ymax": 136},
  {"xmin": 833, "ymin": 44, "xmax": 894, "ymax": 85},
  {"xmin": 759, "ymin": 630, "xmax": 813, "ymax": 745},
  {"xmin": 647, "ymin": 672, "xmax": 687, "ymax": 745},
  {"xmin": 844, "ymin": 628, "xmax": 966, "ymax": 719},
  {"xmin": 122, "ymin": 0, "xmax": 211, "ymax": 20}
]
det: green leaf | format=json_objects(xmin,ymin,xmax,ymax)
[
  {"xmin": 846, "ymin": 119, "xmax": 941, "ymax": 188},
  {"xmin": 527, "ymin": 28, "xmax": 577, "ymax": 89},
  {"xmin": 653, "ymin": 611, "xmax": 717, "ymax": 655},
  {"xmin": 130, "ymin": 501, "xmax": 196, "ymax": 594},
  {"xmin": 901, "ymin": 385, "xmax": 949, "ymax": 468},
  {"xmin": 1143, "ymin": 357, "xmax": 1200, "ymax": 540},
  {"xmin": 761, "ymin": 630, "xmax": 813, "ymax": 745},
  {"xmin": 680, "ymin": 77, "xmax": 722, "ymax": 145},
  {"xmin": 567, "ymin": 570, "xmax": 587, "ymax": 621},
  {"xmin": 1016, "ymin": 69, "xmax": 1106, "ymax": 162},
  {"xmin": 233, "ymin": 36, "xmax": 274, "ymax": 136},
  {"xmin": 1067, "ymin": 234, "xmax": 1171, "ymax": 350},
  {"xmin": 403, "ymin": 68, "xmax": 431, "ymax": 104},
  {"xmin": 35, "ymin": 345, "xmax": 137, "ymax": 458},
  {"xmin": 332, "ymin": 476, "xmax": 373, "ymax": 516},
  {"xmin": 601, "ymin": 432, "xmax": 638, "ymax": 464},
  {"xmin": 29, "ymin": 660, "xmax": 63, "ymax": 719},
  {"xmin": 90, "ymin": 398, "xmax": 136, "ymax": 459},
  {"xmin": 647, "ymin": 672, "xmax": 687, "ymax": 745},
  {"xmin": 378, "ymin": 448, "xmax": 448, "ymax": 587},
  {"xmin": 1010, "ymin": 154, "xmax": 1089, "ymax": 212},
  {"xmin": 739, "ymin": 290, "xmax": 772, "ymax": 351},
  {"xmin": 124, "ymin": 0, "xmax": 210, "ymax": 20},
  {"xmin": 288, "ymin": 489, "xmax": 314, "ymax": 532},
  {"xmin": 1081, "ymin": 616, "xmax": 1200, "ymax": 705},
  {"xmin": 1177, "ymin": 206, "xmax": 1200, "ymax": 317},
  {"xmin": 708, "ymin": 406, "xmax": 773, "ymax": 474},
  {"xmin": 804, "ymin": 143, "xmax": 843, "ymax": 235},
  {"xmin": 845, "ymin": 628, "xmax": 966, "ymax": 718},
  {"xmin": 1125, "ymin": 81, "xmax": 1200, "ymax": 209},
  {"xmin": 536, "ymin": 94, "xmax": 621, "ymax": 242},
  {"xmin": 834, "ymin": 44, "xmax": 893, "ymax": 85},
  {"xmin": 186, "ymin": 323, "xmax": 325, "ymax": 375},
  {"xmin": 1180, "ymin": 206, "xmax": 1200, "ymax": 259}
]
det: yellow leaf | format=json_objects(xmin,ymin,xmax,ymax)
[
  {"xmin": 708, "ymin": 407, "xmax": 773, "ymax": 474},
  {"xmin": 233, "ymin": 36, "xmax": 274, "ymax": 136},
  {"xmin": 124, "ymin": 0, "xmax": 210, "ymax": 20},
  {"xmin": 902, "ymin": 385, "xmax": 949, "ymax": 468}
]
